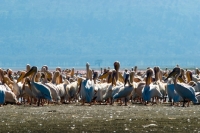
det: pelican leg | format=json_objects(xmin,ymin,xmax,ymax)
[
  {"xmin": 144, "ymin": 101, "xmax": 147, "ymax": 105},
  {"xmin": 89, "ymin": 102, "xmax": 92, "ymax": 106},
  {"xmin": 120, "ymin": 99, "xmax": 123, "ymax": 105},
  {"xmin": 168, "ymin": 98, "xmax": 172, "ymax": 102},
  {"xmin": 23, "ymin": 97, "xmax": 26, "ymax": 105},
  {"xmin": 29, "ymin": 97, "xmax": 32, "ymax": 105},
  {"xmin": 110, "ymin": 98, "xmax": 113, "ymax": 105},
  {"xmin": 187, "ymin": 101, "xmax": 190, "ymax": 107},
  {"xmin": 82, "ymin": 100, "xmax": 85, "ymax": 105},
  {"xmin": 182, "ymin": 99, "xmax": 185, "ymax": 107},
  {"xmin": 37, "ymin": 99, "xmax": 40, "ymax": 106},
  {"xmin": 171, "ymin": 101, "xmax": 174, "ymax": 106},
  {"xmin": 41, "ymin": 99, "xmax": 44, "ymax": 105},
  {"xmin": 125, "ymin": 98, "xmax": 128, "ymax": 106}
]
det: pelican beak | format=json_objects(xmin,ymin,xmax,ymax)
[
  {"xmin": 177, "ymin": 77, "xmax": 185, "ymax": 83},
  {"xmin": 118, "ymin": 73, "xmax": 125, "ymax": 83},
  {"xmin": 77, "ymin": 77, "xmax": 83, "ymax": 86},
  {"xmin": 129, "ymin": 72, "xmax": 134, "ymax": 83},
  {"xmin": 145, "ymin": 69, "xmax": 153, "ymax": 84},
  {"xmin": 44, "ymin": 71, "xmax": 52, "ymax": 81},
  {"xmin": 17, "ymin": 73, "xmax": 24, "ymax": 83},
  {"xmin": 164, "ymin": 70, "xmax": 176, "ymax": 81},
  {"xmin": 124, "ymin": 74, "xmax": 129, "ymax": 86},
  {"xmin": 112, "ymin": 71, "xmax": 116, "ymax": 86},
  {"xmin": 54, "ymin": 71, "xmax": 60, "ymax": 77},
  {"xmin": 146, "ymin": 75, "xmax": 151, "ymax": 85},
  {"xmin": 71, "ymin": 68, "xmax": 74, "ymax": 77},
  {"xmin": 98, "ymin": 71, "xmax": 110, "ymax": 79},
  {"xmin": 186, "ymin": 71, "xmax": 192, "ymax": 82},
  {"xmin": 3, "ymin": 76, "xmax": 11, "ymax": 84},
  {"xmin": 41, "ymin": 72, "xmax": 45, "ymax": 79},
  {"xmin": 24, "ymin": 67, "xmax": 35, "ymax": 78},
  {"xmin": 114, "ymin": 61, "xmax": 120, "ymax": 71}
]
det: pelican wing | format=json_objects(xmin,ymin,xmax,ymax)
[
  {"xmin": 142, "ymin": 86, "xmax": 151, "ymax": 101},
  {"xmin": 118, "ymin": 73, "xmax": 124, "ymax": 83},
  {"xmin": 113, "ymin": 86, "xmax": 133, "ymax": 99},
  {"xmin": 176, "ymin": 83, "xmax": 198, "ymax": 103},
  {"xmin": 0, "ymin": 89, "xmax": 5, "ymax": 104},
  {"xmin": 80, "ymin": 80, "xmax": 94, "ymax": 103},
  {"xmin": 33, "ymin": 82, "xmax": 52, "ymax": 101},
  {"xmin": 166, "ymin": 84, "xmax": 182, "ymax": 102}
]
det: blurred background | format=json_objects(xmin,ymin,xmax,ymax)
[{"xmin": 0, "ymin": 0, "xmax": 199, "ymax": 70}]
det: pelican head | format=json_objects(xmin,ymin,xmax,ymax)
[
  {"xmin": 3, "ymin": 76, "xmax": 13, "ymax": 85},
  {"xmin": 56, "ymin": 67, "xmax": 61, "ymax": 72},
  {"xmin": 17, "ymin": 66, "xmax": 37, "ymax": 83},
  {"xmin": 180, "ymin": 68, "xmax": 185, "ymax": 77},
  {"xmin": 114, "ymin": 61, "xmax": 120, "ymax": 72},
  {"xmin": 124, "ymin": 73, "xmax": 130, "ymax": 86},
  {"xmin": 24, "ymin": 77, "xmax": 31, "ymax": 90},
  {"xmin": 146, "ymin": 68, "xmax": 153, "ymax": 77},
  {"xmin": 41, "ymin": 66, "xmax": 47, "ymax": 72},
  {"xmin": 164, "ymin": 67, "xmax": 181, "ymax": 81},
  {"xmin": 93, "ymin": 72, "xmax": 98, "ymax": 80},
  {"xmin": 145, "ymin": 68, "xmax": 153, "ymax": 85},
  {"xmin": 186, "ymin": 70, "xmax": 192, "ymax": 83},
  {"xmin": 134, "ymin": 66, "xmax": 137, "ymax": 72},
  {"xmin": 153, "ymin": 66, "xmax": 160, "ymax": 81},
  {"xmin": 77, "ymin": 77, "xmax": 83, "ymax": 86},
  {"xmin": 0, "ymin": 68, "xmax": 3, "ymax": 77},
  {"xmin": 98, "ymin": 69, "xmax": 112, "ymax": 83},
  {"xmin": 129, "ymin": 71, "xmax": 135, "ymax": 83},
  {"xmin": 71, "ymin": 68, "xmax": 75, "ymax": 77},
  {"xmin": 86, "ymin": 62, "xmax": 90, "ymax": 67},
  {"xmin": 41, "ymin": 72, "xmax": 46, "ymax": 79},
  {"xmin": 26, "ymin": 64, "xmax": 31, "ymax": 72},
  {"xmin": 111, "ymin": 70, "xmax": 117, "ymax": 86},
  {"xmin": 17, "ymin": 71, "xmax": 26, "ymax": 83},
  {"xmin": 53, "ymin": 71, "xmax": 60, "ymax": 77},
  {"xmin": 7, "ymin": 69, "xmax": 13, "ymax": 75},
  {"xmin": 42, "ymin": 65, "xmax": 48, "ymax": 71},
  {"xmin": 153, "ymin": 66, "xmax": 160, "ymax": 74},
  {"xmin": 196, "ymin": 68, "xmax": 200, "ymax": 75}
]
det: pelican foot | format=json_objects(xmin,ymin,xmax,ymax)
[{"xmin": 16, "ymin": 102, "xmax": 22, "ymax": 105}]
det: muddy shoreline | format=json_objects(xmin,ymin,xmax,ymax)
[{"xmin": 0, "ymin": 102, "xmax": 200, "ymax": 132}]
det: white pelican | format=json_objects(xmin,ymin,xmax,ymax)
[
  {"xmin": 165, "ymin": 67, "xmax": 198, "ymax": 107},
  {"xmin": 166, "ymin": 78, "xmax": 183, "ymax": 106},
  {"xmin": 79, "ymin": 63, "xmax": 95, "ymax": 105},
  {"xmin": 153, "ymin": 66, "xmax": 167, "ymax": 102},
  {"xmin": 142, "ymin": 68, "xmax": 163, "ymax": 105},
  {"xmin": 41, "ymin": 66, "xmax": 53, "ymax": 82},
  {"xmin": 113, "ymin": 61, "xmax": 124, "ymax": 84},
  {"xmin": 93, "ymin": 71, "xmax": 111, "ymax": 104},
  {"xmin": 186, "ymin": 70, "xmax": 200, "ymax": 92},
  {"xmin": 42, "ymin": 71, "xmax": 61, "ymax": 103},
  {"xmin": 17, "ymin": 71, "xmax": 35, "ymax": 105},
  {"xmin": 0, "ymin": 68, "xmax": 18, "ymax": 105},
  {"xmin": 2, "ymin": 76, "xmax": 23, "ymax": 100},
  {"xmin": 50, "ymin": 69, "xmax": 82, "ymax": 103},
  {"xmin": 102, "ymin": 70, "xmax": 123, "ymax": 105},
  {"xmin": 113, "ymin": 71, "xmax": 136, "ymax": 106},
  {"xmin": 17, "ymin": 66, "xmax": 52, "ymax": 106}
]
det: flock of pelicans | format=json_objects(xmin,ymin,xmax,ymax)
[{"xmin": 0, "ymin": 61, "xmax": 200, "ymax": 107}]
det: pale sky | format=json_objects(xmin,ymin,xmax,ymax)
[{"xmin": 0, "ymin": 0, "xmax": 200, "ymax": 69}]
